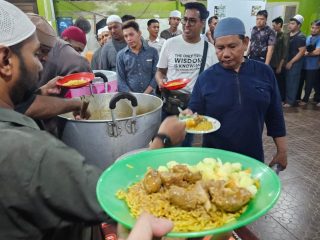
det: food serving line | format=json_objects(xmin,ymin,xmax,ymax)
[{"xmin": 57, "ymin": 73, "xmax": 280, "ymax": 240}]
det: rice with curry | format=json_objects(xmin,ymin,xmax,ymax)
[{"xmin": 117, "ymin": 158, "xmax": 259, "ymax": 232}]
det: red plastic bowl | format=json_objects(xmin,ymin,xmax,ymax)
[
  {"xmin": 56, "ymin": 72, "xmax": 95, "ymax": 88},
  {"xmin": 163, "ymin": 78, "xmax": 191, "ymax": 90}
]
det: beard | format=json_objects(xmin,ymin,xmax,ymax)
[{"xmin": 10, "ymin": 55, "xmax": 39, "ymax": 106}]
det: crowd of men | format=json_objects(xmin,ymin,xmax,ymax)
[{"xmin": 1, "ymin": 0, "xmax": 320, "ymax": 239}]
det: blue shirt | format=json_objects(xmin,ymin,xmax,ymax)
[
  {"xmin": 303, "ymin": 35, "xmax": 320, "ymax": 70},
  {"xmin": 189, "ymin": 59, "xmax": 286, "ymax": 161},
  {"xmin": 116, "ymin": 41, "xmax": 158, "ymax": 93}
]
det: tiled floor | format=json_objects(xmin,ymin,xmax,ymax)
[
  {"xmin": 193, "ymin": 103, "xmax": 320, "ymax": 240},
  {"xmin": 248, "ymin": 103, "xmax": 320, "ymax": 240}
]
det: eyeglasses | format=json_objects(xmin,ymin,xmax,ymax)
[{"xmin": 181, "ymin": 17, "xmax": 199, "ymax": 26}]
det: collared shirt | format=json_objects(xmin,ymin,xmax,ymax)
[
  {"xmin": 160, "ymin": 29, "xmax": 183, "ymax": 40},
  {"xmin": 0, "ymin": 108, "xmax": 107, "ymax": 240},
  {"xmin": 249, "ymin": 25, "xmax": 276, "ymax": 60},
  {"xmin": 100, "ymin": 38, "xmax": 127, "ymax": 71},
  {"xmin": 116, "ymin": 40, "xmax": 159, "ymax": 93},
  {"xmin": 188, "ymin": 59, "xmax": 286, "ymax": 161},
  {"xmin": 270, "ymin": 31, "xmax": 288, "ymax": 68},
  {"xmin": 146, "ymin": 37, "xmax": 166, "ymax": 55}
]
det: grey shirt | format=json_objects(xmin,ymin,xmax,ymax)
[
  {"xmin": 39, "ymin": 39, "xmax": 91, "ymax": 87},
  {"xmin": 91, "ymin": 47, "xmax": 103, "ymax": 70},
  {"xmin": 100, "ymin": 38, "xmax": 127, "ymax": 71},
  {"xmin": 0, "ymin": 108, "xmax": 108, "ymax": 240},
  {"xmin": 160, "ymin": 29, "xmax": 182, "ymax": 40}
]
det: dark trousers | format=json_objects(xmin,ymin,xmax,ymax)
[
  {"xmin": 297, "ymin": 69, "xmax": 306, "ymax": 101},
  {"xmin": 302, "ymin": 70, "xmax": 319, "ymax": 102},
  {"xmin": 272, "ymin": 67, "xmax": 286, "ymax": 102},
  {"xmin": 314, "ymin": 69, "xmax": 320, "ymax": 102}
]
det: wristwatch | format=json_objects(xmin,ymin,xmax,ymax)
[{"xmin": 153, "ymin": 133, "xmax": 172, "ymax": 147}]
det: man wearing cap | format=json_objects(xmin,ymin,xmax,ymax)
[
  {"xmin": 248, "ymin": 10, "xmax": 276, "ymax": 65},
  {"xmin": 283, "ymin": 14, "xmax": 306, "ymax": 107},
  {"xmin": 160, "ymin": 10, "xmax": 183, "ymax": 40},
  {"xmin": 91, "ymin": 26, "xmax": 110, "ymax": 69},
  {"xmin": 0, "ymin": 2, "xmax": 186, "ymax": 239},
  {"xmin": 100, "ymin": 15, "xmax": 127, "ymax": 71},
  {"xmin": 61, "ymin": 26, "xmax": 87, "ymax": 53},
  {"xmin": 182, "ymin": 17, "xmax": 287, "ymax": 170}
]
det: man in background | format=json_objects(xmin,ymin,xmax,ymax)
[
  {"xmin": 160, "ymin": 10, "xmax": 182, "ymax": 40},
  {"xmin": 248, "ymin": 10, "xmax": 276, "ymax": 65},
  {"xmin": 146, "ymin": 18, "xmax": 166, "ymax": 55},
  {"xmin": 61, "ymin": 26, "xmax": 87, "ymax": 53},
  {"xmin": 100, "ymin": 15, "xmax": 127, "ymax": 71},
  {"xmin": 283, "ymin": 14, "xmax": 306, "ymax": 107},
  {"xmin": 91, "ymin": 26, "xmax": 110, "ymax": 70},
  {"xmin": 204, "ymin": 15, "xmax": 218, "ymax": 44},
  {"xmin": 117, "ymin": 21, "xmax": 158, "ymax": 94},
  {"xmin": 297, "ymin": 20, "xmax": 320, "ymax": 106},
  {"xmin": 183, "ymin": 17, "xmax": 287, "ymax": 170},
  {"xmin": 270, "ymin": 16, "xmax": 288, "ymax": 102}
]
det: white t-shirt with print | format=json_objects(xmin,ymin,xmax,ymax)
[{"xmin": 157, "ymin": 34, "xmax": 217, "ymax": 93}]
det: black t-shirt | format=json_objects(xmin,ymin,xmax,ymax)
[{"xmin": 287, "ymin": 31, "xmax": 306, "ymax": 62}]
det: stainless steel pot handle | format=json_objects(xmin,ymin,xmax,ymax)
[{"xmin": 108, "ymin": 92, "xmax": 138, "ymax": 137}]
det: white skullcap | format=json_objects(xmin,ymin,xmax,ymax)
[
  {"xmin": 0, "ymin": 0, "xmax": 36, "ymax": 47},
  {"xmin": 97, "ymin": 28, "xmax": 104, "ymax": 35},
  {"xmin": 290, "ymin": 14, "xmax": 304, "ymax": 24},
  {"xmin": 169, "ymin": 10, "xmax": 181, "ymax": 18},
  {"xmin": 106, "ymin": 15, "xmax": 122, "ymax": 25},
  {"xmin": 102, "ymin": 26, "xmax": 109, "ymax": 32}
]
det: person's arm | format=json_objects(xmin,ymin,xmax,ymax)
[
  {"xmin": 116, "ymin": 52, "xmax": 131, "ymax": 92},
  {"xmin": 269, "ymin": 136, "xmax": 287, "ymax": 170},
  {"xmin": 145, "ymin": 49, "xmax": 159, "ymax": 94},
  {"xmin": 305, "ymin": 48, "xmax": 320, "ymax": 56},
  {"xmin": 25, "ymin": 95, "xmax": 82, "ymax": 119},
  {"xmin": 126, "ymin": 212, "xmax": 173, "ymax": 240},
  {"xmin": 286, "ymin": 46, "xmax": 306, "ymax": 70},
  {"xmin": 149, "ymin": 116, "xmax": 186, "ymax": 149},
  {"xmin": 265, "ymin": 45, "xmax": 274, "ymax": 65},
  {"xmin": 155, "ymin": 68, "xmax": 168, "ymax": 89}
]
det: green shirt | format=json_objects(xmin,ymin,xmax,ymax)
[{"xmin": 0, "ymin": 108, "xmax": 108, "ymax": 240}]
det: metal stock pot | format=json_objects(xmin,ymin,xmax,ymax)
[{"xmin": 57, "ymin": 92, "xmax": 163, "ymax": 169}]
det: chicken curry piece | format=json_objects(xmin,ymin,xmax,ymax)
[{"xmin": 142, "ymin": 164, "xmax": 252, "ymax": 213}]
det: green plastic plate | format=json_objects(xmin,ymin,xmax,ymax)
[{"xmin": 97, "ymin": 147, "xmax": 281, "ymax": 238}]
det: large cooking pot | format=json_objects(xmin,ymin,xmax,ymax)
[{"xmin": 57, "ymin": 92, "xmax": 163, "ymax": 169}]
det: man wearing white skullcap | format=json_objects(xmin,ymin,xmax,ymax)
[
  {"xmin": 0, "ymin": 1, "xmax": 184, "ymax": 240},
  {"xmin": 183, "ymin": 17, "xmax": 287, "ymax": 171},
  {"xmin": 160, "ymin": 10, "xmax": 182, "ymax": 39},
  {"xmin": 91, "ymin": 26, "xmax": 110, "ymax": 69},
  {"xmin": 100, "ymin": 14, "xmax": 127, "ymax": 71},
  {"xmin": 283, "ymin": 14, "xmax": 306, "ymax": 107}
]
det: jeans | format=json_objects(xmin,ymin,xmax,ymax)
[
  {"xmin": 161, "ymin": 109, "xmax": 194, "ymax": 147},
  {"xmin": 302, "ymin": 70, "xmax": 319, "ymax": 102},
  {"xmin": 285, "ymin": 60, "xmax": 304, "ymax": 105}
]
